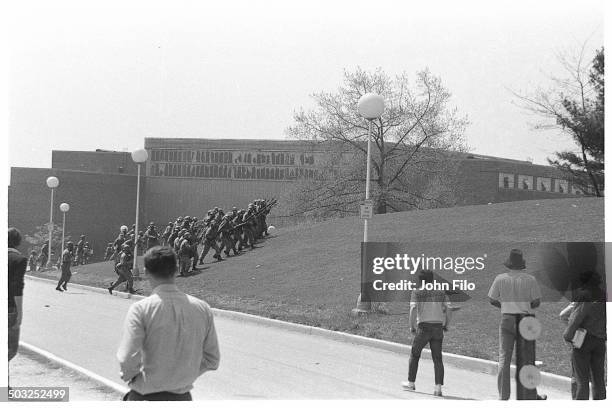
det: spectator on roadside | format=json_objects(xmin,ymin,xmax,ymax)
[
  {"xmin": 8, "ymin": 228, "xmax": 27, "ymax": 362},
  {"xmin": 488, "ymin": 249, "xmax": 546, "ymax": 400},
  {"xmin": 401, "ymin": 269, "xmax": 451, "ymax": 397},
  {"xmin": 116, "ymin": 246, "xmax": 220, "ymax": 401},
  {"xmin": 563, "ymin": 271, "xmax": 606, "ymax": 400}
]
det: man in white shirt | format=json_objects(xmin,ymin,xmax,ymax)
[
  {"xmin": 488, "ymin": 249, "xmax": 544, "ymax": 400},
  {"xmin": 117, "ymin": 246, "xmax": 220, "ymax": 401}
]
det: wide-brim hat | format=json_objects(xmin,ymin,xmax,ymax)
[{"xmin": 504, "ymin": 249, "xmax": 526, "ymax": 270}]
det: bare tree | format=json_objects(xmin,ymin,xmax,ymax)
[
  {"xmin": 283, "ymin": 67, "xmax": 468, "ymax": 218},
  {"xmin": 512, "ymin": 45, "xmax": 604, "ymax": 196}
]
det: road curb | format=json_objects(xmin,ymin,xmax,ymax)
[
  {"xmin": 25, "ymin": 274, "xmax": 571, "ymax": 392},
  {"xmin": 19, "ymin": 341, "xmax": 128, "ymax": 396}
]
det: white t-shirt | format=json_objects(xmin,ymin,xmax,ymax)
[{"xmin": 488, "ymin": 271, "xmax": 542, "ymax": 314}]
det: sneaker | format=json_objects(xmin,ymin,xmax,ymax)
[
  {"xmin": 55, "ymin": 287, "xmax": 63, "ymax": 292},
  {"xmin": 537, "ymin": 394, "xmax": 547, "ymax": 400},
  {"xmin": 401, "ymin": 381, "xmax": 415, "ymax": 391},
  {"xmin": 62, "ymin": 285, "xmax": 67, "ymax": 291},
  {"xmin": 108, "ymin": 287, "xmax": 113, "ymax": 295}
]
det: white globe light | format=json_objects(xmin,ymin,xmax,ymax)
[
  {"xmin": 357, "ymin": 93, "xmax": 385, "ymax": 120},
  {"xmin": 131, "ymin": 148, "xmax": 149, "ymax": 163},
  {"xmin": 59, "ymin": 203, "xmax": 70, "ymax": 212},
  {"xmin": 46, "ymin": 176, "xmax": 59, "ymax": 188}
]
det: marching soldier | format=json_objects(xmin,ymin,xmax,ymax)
[
  {"xmin": 28, "ymin": 250, "xmax": 38, "ymax": 272},
  {"xmin": 56, "ymin": 241, "xmax": 74, "ymax": 292},
  {"xmin": 218, "ymin": 213, "xmax": 238, "ymax": 257},
  {"xmin": 198, "ymin": 220, "xmax": 223, "ymax": 263},
  {"xmin": 82, "ymin": 242, "xmax": 92, "ymax": 264},
  {"xmin": 108, "ymin": 243, "xmax": 135, "ymax": 295},
  {"xmin": 75, "ymin": 235, "xmax": 86, "ymax": 265},
  {"xmin": 145, "ymin": 222, "xmax": 159, "ymax": 250},
  {"xmin": 162, "ymin": 222, "xmax": 173, "ymax": 246},
  {"xmin": 39, "ymin": 241, "xmax": 50, "ymax": 269},
  {"xmin": 112, "ymin": 227, "xmax": 128, "ymax": 263},
  {"xmin": 178, "ymin": 232, "xmax": 193, "ymax": 276},
  {"xmin": 242, "ymin": 205, "xmax": 257, "ymax": 249},
  {"xmin": 104, "ymin": 243, "xmax": 114, "ymax": 261}
]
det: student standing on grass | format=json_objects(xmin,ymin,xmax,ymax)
[
  {"xmin": 401, "ymin": 269, "xmax": 452, "ymax": 397},
  {"xmin": 488, "ymin": 249, "xmax": 546, "ymax": 400},
  {"xmin": 117, "ymin": 246, "xmax": 220, "ymax": 401}
]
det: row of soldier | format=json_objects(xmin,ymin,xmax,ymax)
[
  {"xmin": 28, "ymin": 234, "xmax": 94, "ymax": 272},
  {"xmin": 106, "ymin": 199, "xmax": 276, "ymax": 294}
]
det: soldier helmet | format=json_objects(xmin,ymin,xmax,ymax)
[
  {"xmin": 66, "ymin": 241, "xmax": 74, "ymax": 249},
  {"xmin": 85, "ymin": 242, "xmax": 90, "ymax": 245},
  {"xmin": 149, "ymin": 222, "xmax": 154, "ymax": 226},
  {"xmin": 168, "ymin": 222, "xmax": 173, "ymax": 225},
  {"xmin": 120, "ymin": 225, "xmax": 128, "ymax": 233},
  {"xmin": 31, "ymin": 250, "xmax": 36, "ymax": 254},
  {"xmin": 232, "ymin": 207, "xmax": 237, "ymax": 211},
  {"xmin": 122, "ymin": 242, "xmax": 131, "ymax": 250},
  {"xmin": 80, "ymin": 235, "xmax": 85, "ymax": 239}
]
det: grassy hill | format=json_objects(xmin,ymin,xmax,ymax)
[{"xmin": 30, "ymin": 197, "xmax": 604, "ymax": 376}]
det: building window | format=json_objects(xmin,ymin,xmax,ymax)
[
  {"xmin": 499, "ymin": 173, "xmax": 515, "ymax": 189},
  {"xmin": 536, "ymin": 177, "xmax": 551, "ymax": 192},
  {"xmin": 556, "ymin": 179, "xmax": 569, "ymax": 194},
  {"xmin": 518, "ymin": 175, "xmax": 533, "ymax": 190}
]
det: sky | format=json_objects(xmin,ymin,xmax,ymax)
[{"xmin": 6, "ymin": 0, "xmax": 605, "ymax": 168}]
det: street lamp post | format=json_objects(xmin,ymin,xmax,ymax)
[
  {"xmin": 45, "ymin": 176, "xmax": 59, "ymax": 269},
  {"xmin": 357, "ymin": 93, "xmax": 385, "ymax": 243},
  {"xmin": 131, "ymin": 148, "xmax": 149, "ymax": 279},
  {"xmin": 59, "ymin": 203, "xmax": 70, "ymax": 261},
  {"xmin": 352, "ymin": 93, "xmax": 384, "ymax": 315}
]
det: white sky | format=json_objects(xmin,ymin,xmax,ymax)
[{"xmin": 6, "ymin": 0, "xmax": 604, "ymax": 167}]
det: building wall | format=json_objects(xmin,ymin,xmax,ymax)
[
  {"xmin": 52, "ymin": 151, "xmax": 139, "ymax": 175},
  {"xmin": 8, "ymin": 168, "xmax": 141, "ymax": 262},
  {"xmin": 144, "ymin": 177, "xmax": 290, "ymax": 226},
  {"xmin": 454, "ymin": 158, "xmax": 583, "ymax": 206}
]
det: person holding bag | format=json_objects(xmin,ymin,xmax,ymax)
[{"xmin": 563, "ymin": 271, "xmax": 606, "ymax": 400}]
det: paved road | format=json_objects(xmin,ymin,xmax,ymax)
[{"xmin": 20, "ymin": 278, "xmax": 568, "ymax": 400}]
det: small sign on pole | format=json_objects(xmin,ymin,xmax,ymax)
[{"xmin": 360, "ymin": 200, "xmax": 373, "ymax": 219}]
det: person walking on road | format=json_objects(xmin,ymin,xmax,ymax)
[
  {"xmin": 117, "ymin": 246, "xmax": 220, "ymax": 401},
  {"xmin": 56, "ymin": 242, "xmax": 74, "ymax": 292},
  {"xmin": 401, "ymin": 269, "xmax": 452, "ymax": 397},
  {"xmin": 8, "ymin": 227, "xmax": 27, "ymax": 362},
  {"xmin": 488, "ymin": 249, "xmax": 546, "ymax": 400}
]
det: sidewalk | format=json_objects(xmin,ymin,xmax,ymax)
[{"xmin": 9, "ymin": 350, "xmax": 121, "ymax": 401}]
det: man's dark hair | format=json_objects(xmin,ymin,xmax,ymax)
[
  {"xmin": 144, "ymin": 246, "xmax": 177, "ymax": 279},
  {"xmin": 8, "ymin": 228, "xmax": 22, "ymax": 249},
  {"xmin": 418, "ymin": 269, "xmax": 434, "ymax": 284}
]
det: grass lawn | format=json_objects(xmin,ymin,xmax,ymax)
[{"xmin": 29, "ymin": 197, "xmax": 604, "ymax": 377}]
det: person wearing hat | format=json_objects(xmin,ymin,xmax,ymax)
[
  {"xmin": 109, "ymin": 243, "xmax": 135, "ymax": 295},
  {"xmin": 488, "ymin": 249, "xmax": 545, "ymax": 400},
  {"xmin": 56, "ymin": 241, "xmax": 74, "ymax": 292}
]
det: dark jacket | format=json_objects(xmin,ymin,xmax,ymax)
[
  {"xmin": 564, "ymin": 301, "xmax": 607, "ymax": 341},
  {"xmin": 8, "ymin": 248, "xmax": 27, "ymax": 312}
]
